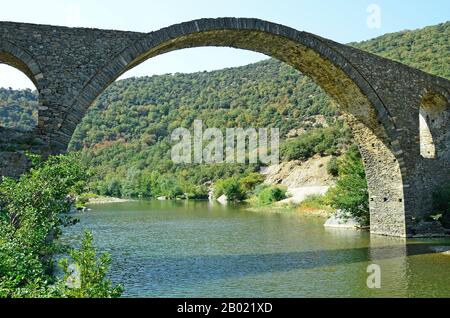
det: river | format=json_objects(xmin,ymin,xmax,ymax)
[{"xmin": 63, "ymin": 200, "xmax": 450, "ymax": 298}]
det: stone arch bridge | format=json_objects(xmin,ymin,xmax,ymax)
[{"xmin": 0, "ymin": 18, "xmax": 449, "ymax": 237}]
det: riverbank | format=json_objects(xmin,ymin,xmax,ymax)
[
  {"xmin": 246, "ymin": 196, "xmax": 334, "ymax": 218},
  {"xmin": 86, "ymin": 196, "xmax": 134, "ymax": 205},
  {"xmin": 257, "ymin": 156, "xmax": 336, "ymax": 217},
  {"xmin": 246, "ymin": 203, "xmax": 332, "ymax": 218}
]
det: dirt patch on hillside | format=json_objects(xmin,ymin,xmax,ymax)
[{"xmin": 262, "ymin": 155, "xmax": 335, "ymax": 188}]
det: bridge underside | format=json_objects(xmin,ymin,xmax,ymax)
[{"xmin": 1, "ymin": 18, "xmax": 449, "ymax": 237}]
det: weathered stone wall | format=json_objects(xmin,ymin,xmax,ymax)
[
  {"xmin": 0, "ymin": 22, "xmax": 145, "ymax": 153},
  {"xmin": 323, "ymin": 40, "xmax": 450, "ymax": 236},
  {"xmin": 1, "ymin": 18, "xmax": 449, "ymax": 237}
]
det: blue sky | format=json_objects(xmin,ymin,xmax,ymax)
[{"xmin": 1, "ymin": 0, "xmax": 449, "ymax": 88}]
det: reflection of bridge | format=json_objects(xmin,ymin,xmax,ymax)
[{"xmin": 0, "ymin": 18, "xmax": 449, "ymax": 237}]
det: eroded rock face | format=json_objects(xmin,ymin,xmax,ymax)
[{"xmin": 262, "ymin": 155, "xmax": 335, "ymax": 188}]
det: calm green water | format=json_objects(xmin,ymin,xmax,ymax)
[{"xmin": 63, "ymin": 200, "xmax": 450, "ymax": 298}]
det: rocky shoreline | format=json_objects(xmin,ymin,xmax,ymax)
[{"xmin": 86, "ymin": 196, "xmax": 134, "ymax": 205}]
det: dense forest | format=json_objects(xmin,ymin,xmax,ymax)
[
  {"xmin": 0, "ymin": 88, "xmax": 37, "ymax": 131},
  {"xmin": 0, "ymin": 21, "xmax": 449, "ymax": 198}
]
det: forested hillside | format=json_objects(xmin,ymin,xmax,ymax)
[
  {"xmin": 0, "ymin": 21, "xmax": 448, "ymax": 198},
  {"xmin": 0, "ymin": 88, "xmax": 37, "ymax": 131},
  {"xmin": 352, "ymin": 22, "xmax": 449, "ymax": 79}
]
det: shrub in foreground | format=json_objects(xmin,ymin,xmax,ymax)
[
  {"xmin": 0, "ymin": 154, "xmax": 122, "ymax": 298},
  {"xmin": 325, "ymin": 146, "xmax": 369, "ymax": 225},
  {"xmin": 256, "ymin": 185, "xmax": 287, "ymax": 206}
]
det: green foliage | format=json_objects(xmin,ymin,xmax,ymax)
[
  {"xmin": 214, "ymin": 177, "xmax": 246, "ymax": 202},
  {"xmin": 254, "ymin": 185, "xmax": 287, "ymax": 206},
  {"xmin": 59, "ymin": 231, "xmax": 123, "ymax": 298},
  {"xmin": 97, "ymin": 178, "xmax": 123, "ymax": 198},
  {"xmin": 352, "ymin": 22, "xmax": 450, "ymax": 79},
  {"xmin": 75, "ymin": 195, "xmax": 90, "ymax": 210},
  {"xmin": 327, "ymin": 156, "xmax": 339, "ymax": 177},
  {"xmin": 213, "ymin": 172, "xmax": 266, "ymax": 202},
  {"xmin": 326, "ymin": 146, "xmax": 369, "ymax": 225},
  {"xmin": 0, "ymin": 154, "xmax": 87, "ymax": 297},
  {"xmin": 298, "ymin": 194, "xmax": 332, "ymax": 212},
  {"xmin": 238, "ymin": 173, "xmax": 265, "ymax": 193},
  {"xmin": 281, "ymin": 124, "xmax": 352, "ymax": 161},
  {"xmin": 433, "ymin": 183, "xmax": 450, "ymax": 228},
  {"xmin": 0, "ymin": 154, "xmax": 121, "ymax": 298},
  {"xmin": 0, "ymin": 88, "xmax": 37, "ymax": 131}
]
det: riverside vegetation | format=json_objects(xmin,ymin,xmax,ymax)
[{"xmin": 0, "ymin": 154, "xmax": 123, "ymax": 298}]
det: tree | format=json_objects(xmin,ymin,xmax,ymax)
[
  {"xmin": 214, "ymin": 177, "xmax": 246, "ymax": 202},
  {"xmin": 326, "ymin": 146, "xmax": 369, "ymax": 225},
  {"xmin": 256, "ymin": 185, "xmax": 287, "ymax": 206},
  {"xmin": 239, "ymin": 173, "xmax": 265, "ymax": 193},
  {"xmin": 59, "ymin": 231, "xmax": 123, "ymax": 298},
  {"xmin": 0, "ymin": 154, "xmax": 122, "ymax": 298}
]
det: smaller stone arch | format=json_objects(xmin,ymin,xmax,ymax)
[
  {"xmin": 0, "ymin": 40, "xmax": 47, "ymax": 135},
  {"xmin": 0, "ymin": 41, "xmax": 45, "ymax": 177},
  {"xmin": 419, "ymin": 90, "xmax": 450, "ymax": 160},
  {"xmin": 0, "ymin": 40, "xmax": 44, "ymax": 90}
]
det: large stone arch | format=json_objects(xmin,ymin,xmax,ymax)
[
  {"xmin": 60, "ymin": 19, "xmax": 399, "ymax": 143},
  {"xmin": 55, "ymin": 18, "xmax": 407, "ymax": 237},
  {"xmin": 1, "ymin": 18, "xmax": 448, "ymax": 237}
]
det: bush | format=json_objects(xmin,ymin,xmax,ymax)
[
  {"xmin": 280, "ymin": 124, "xmax": 351, "ymax": 162},
  {"xmin": 183, "ymin": 184, "xmax": 209, "ymax": 200},
  {"xmin": 299, "ymin": 194, "xmax": 331, "ymax": 212},
  {"xmin": 59, "ymin": 231, "xmax": 123, "ymax": 298},
  {"xmin": 214, "ymin": 177, "xmax": 246, "ymax": 202},
  {"xmin": 327, "ymin": 156, "xmax": 339, "ymax": 177},
  {"xmin": 0, "ymin": 154, "xmax": 122, "ymax": 298},
  {"xmin": 75, "ymin": 195, "xmax": 90, "ymax": 210},
  {"xmin": 98, "ymin": 178, "xmax": 122, "ymax": 198},
  {"xmin": 156, "ymin": 175, "xmax": 184, "ymax": 199},
  {"xmin": 256, "ymin": 185, "xmax": 287, "ymax": 206},
  {"xmin": 325, "ymin": 146, "xmax": 369, "ymax": 225},
  {"xmin": 239, "ymin": 173, "xmax": 265, "ymax": 193}
]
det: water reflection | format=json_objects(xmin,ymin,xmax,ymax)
[{"xmin": 63, "ymin": 201, "xmax": 450, "ymax": 298}]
